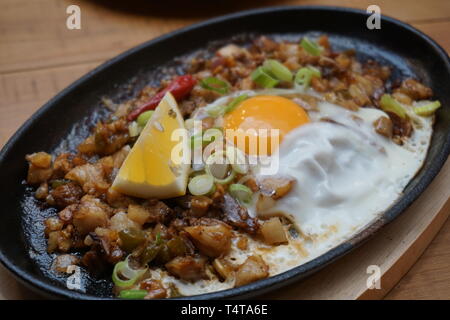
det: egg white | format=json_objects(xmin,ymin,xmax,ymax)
[
  {"xmin": 162, "ymin": 87, "xmax": 433, "ymax": 295},
  {"xmin": 248, "ymin": 94, "xmax": 432, "ymax": 276}
]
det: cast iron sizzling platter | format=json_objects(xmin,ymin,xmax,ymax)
[{"xmin": 0, "ymin": 6, "xmax": 449, "ymax": 300}]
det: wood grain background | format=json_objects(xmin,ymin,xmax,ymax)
[{"xmin": 0, "ymin": 0, "xmax": 449, "ymax": 299}]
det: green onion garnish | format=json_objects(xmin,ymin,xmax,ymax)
[
  {"xmin": 225, "ymin": 94, "xmax": 249, "ymax": 113},
  {"xmin": 295, "ymin": 66, "xmax": 321, "ymax": 89},
  {"xmin": 188, "ymin": 174, "xmax": 215, "ymax": 196},
  {"xmin": 229, "ymin": 183, "xmax": 253, "ymax": 204},
  {"xmin": 300, "ymin": 37, "xmax": 323, "ymax": 56},
  {"xmin": 214, "ymin": 170, "xmax": 235, "ymax": 185},
  {"xmin": 205, "ymin": 152, "xmax": 229, "ymax": 179},
  {"xmin": 200, "ymin": 77, "xmax": 230, "ymax": 95},
  {"xmin": 206, "ymin": 95, "xmax": 250, "ymax": 118},
  {"xmin": 226, "ymin": 146, "xmax": 248, "ymax": 174},
  {"xmin": 380, "ymin": 94, "xmax": 406, "ymax": 119},
  {"xmin": 205, "ymin": 103, "xmax": 225, "ymax": 118},
  {"xmin": 155, "ymin": 232, "xmax": 162, "ymax": 245},
  {"xmin": 413, "ymin": 101, "xmax": 441, "ymax": 117},
  {"xmin": 251, "ymin": 67, "xmax": 279, "ymax": 88},
  {"xmin": 263, "ymin": 59, "xmax": 293, "ymax": 82},
  {"xmin": 112, "ymin": 257, "xmax": 147, "ymax": 288},
  {"xmin": 119, "ymin": 289, "xmax": 148, "ymax": 299},
  {"xmin": 137, "ymin": 110, "xmax": 154, "ymax": 128},
  {"xmin": 205, "ymin": 151, "xmax": 236, "ymax": 184}
]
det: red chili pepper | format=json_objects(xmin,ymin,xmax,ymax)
[{"xmin": 127, "ymin": 75, "xmax": 197, "ymax": 121}]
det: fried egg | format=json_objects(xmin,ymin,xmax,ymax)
[
  {"xmin": 177, "ymin": 87, "xmax": 433, "ymax": 295},
  {"xmin": 223, "ymin": 95, "xmax": 310, "ymax": 155},
  {"xmin": 257, "ymin": 100, "xmax": 431, "ymax": 233},
  {"xmin": 247, "ymin": 96, "xmax": 432, "ymax": 275}
]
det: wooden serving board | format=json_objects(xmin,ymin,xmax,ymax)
[{"xmin": 1, "ymin": 158, "xmax": 449, "ymax": 300}]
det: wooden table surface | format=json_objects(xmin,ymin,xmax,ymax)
[{"xmin": 0, "ymin": 0, "xmax": 449, "ymax": 299}]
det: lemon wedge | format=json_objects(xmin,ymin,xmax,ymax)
[{"xmin": 112, "ymin": 92, "xmax": 190, "ymax": 199}]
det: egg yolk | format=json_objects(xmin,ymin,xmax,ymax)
[{"xmin": 223, "ymin": 95, "xmax": 310, "ymax": 155}]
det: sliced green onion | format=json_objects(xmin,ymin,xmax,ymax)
[
  {"xmin": 155, "ymin": 232, "xmax": 162, "ymax": 245},
  {"xmin": 308, "ymin": 66, "xmax": 321, "ymax": 78},
  {"xmin": 263, "ymin": 59, "xmax": 293, "ymax": 82},
  {"xmin": 205, "ymin": 104, "xmax": 225, "ymax": 117},
  {"xmin": 206, "ymin": 153, "xmax": 229, "ymax": 179},
  {"xmin": 205, "ymin": 150, "xmax": 236, "ymax": 184},
  {"xmin": 224, "ymin": 94, "xmax": 249, "ymax": 113},
  {"xmin": 205, "ymin": 95, "xmax": 249, "ymax": 118},
  {"xmin": 295, "ymin": 66, "xmax": 321, "ymax": 89},
  {"xmin": 226, "ymin": 146, "xmax": 248, "ymax": 174},
  {"xmin": 128, "ymin": 121, "xmax": 142, "ymax": 137},
  {"xmin": 300, "ymin": 37, "xmax": 323, "ymax": 56},
  {"xmin": 200, "ymin": 77, "xmax": 230, "ymax": 95},
  {"xmin": 380, "ymin": 94, "xmax": 406, "ymax": 119},
  {"xmin": 251, "ymin": 67, "xmax": 279, "ymax": 88},
  {"xmin": 413, "ymin": 101, "xmax": 441, "ymax": 116},
  {"xmin": 208, "ymin": 163, "xmax": 229, "ymax": 180},
  {"xmin": 188, "ymin": 174, "xmax": 215, "ymax": 196},
  {"xmin": 137, "ymin": 110, "xmax": 154, "ymax": 127},
  {"xmin": 112, "ymin": 257, "xmax": 147, "ymax": 288},
  {"xmin": 229, "ymin": 183, "xmax": 253, "ymax": 204},
  {"xmin": 214, "ymin": 170, "xmax": 235, "ymax": 185},
  {"xmin": 119, "ymin": 289, "xmax": 147, "ymax": 299},
  {"xmin": 205, "ymin": 151, "xmax": 236, "ymax": 184}
]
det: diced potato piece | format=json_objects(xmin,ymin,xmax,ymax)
[
  {"xmin": 184, "ymin": 223, "xmax": 232, "ymax": 258},
  {"xmin": 165, "ymin": 256, "xmax": 208, "ymax": 282},
  {"xmin": 127, "ymin": 204, "xmax": 150, "ymax": 225},
  {"xmin": 109, "ymin": 211, "xmax": 140, "ymax": 232},
  {"xmin": 260, "ymin": 217, "xmax": 288, "ymax": 245},
  {"xmin": 47, "ymin": 228, "xmax": 72, "ymax": 253},
  {"xmin": 392, "ymin": 92, "xmax": 412, "ymax": 105},
  {"xmin": 44, "ymin": 217, "xmax": 63, "ymax": 236},
  {"xmin": 26, "ymin": 152, "xmax": 52, "ymax": 168},
  {"xmin": 258, "ymin": 177, "xmax": 294, "ymax": 199},
  {"xmin": 235, "ymin": 255, "xmax": 269, "ymax": 287},
  {"xmin": 72, "ymin": 195, "xmax": 109, "ymax": 235},
  {"xmin": 236, "ymin": 236, "xmax": 248, "ymax": 250},
  {"xmin": 373, "ymin": 116, "xmax": 393, "ymax": 138},
  {"xmin": 53, "ymin": 254, "xmax": 79, "ymax": 273},
  {"xmin": 27, "ymin": 163, "xmax": 53, "ymax": 185},
  {"xmin": 212, "ymin": 258, "xmax": 235, "ymax": 280},
  {"xmin": 217, "ymin": 44, "xmax": 245, "ymax": 58},
  {"xmin": 256, "ymin": 194, "xmax": 276, "ymax": 215},
  {"xmin": 190, "ymin": 195, "xmax": 213, "ymax": 217}
]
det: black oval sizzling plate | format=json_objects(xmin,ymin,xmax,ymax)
[{"xmin": 0, "ymin": 6, "xmax": 449, "ymax": 299}]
